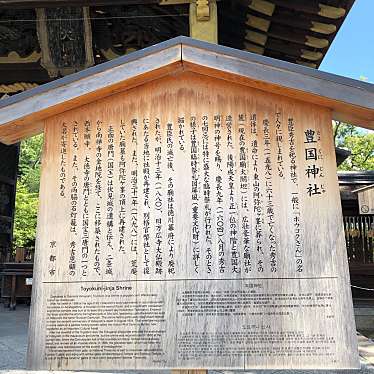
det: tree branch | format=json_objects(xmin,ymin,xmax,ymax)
[{"xmin": 333, "ymin": 121, "xmax": 340, "ymax": 143}]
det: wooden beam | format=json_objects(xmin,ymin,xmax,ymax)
[
  {"xmin": 245, "ymin": 24, "xmax": 329, "ymax": 49},
  {"xmin": 269, "ymin": 23, "xmax": 329, "ymax": 48},
  {"xmin": 0, "ymin": 51, "xmax": 41, "ymax": 64},
  {"xmin": 318, "ymin": 3, "xmax": 346, "ymax": 19},
  {"xmin": 295, "ymin": 60, "xmax": 317, "ymax": 69},
  {"xmin": 0, "ymin": 0, "xmax": 159, "ymax": 7},
  {"xmin": 36, "ymin": 7, "xmax": 94, "ymax": 77},
  {"xmin": 258, "ymin": 37, "xmax": 324, "ymax": 61},
  {"xmin": 0, "ymin": 82, "xmax": 39, "ymax": 94},
  {"xmin": 246, "ymin": 14, "xmax": 270, "ymax": 32},
  {"xmin": 310, "ymin": 21, "xmax": 337, "ymax": 35},
  {"xmin": 0, "ymin": 37, "xmax": 373, "ymax": 146},
  {"xmin": 159, "ymin": 0, "xmax": 190, "ymax": 4},
  {"xmin": 299, "ymin": 49, "xmax": 323, "ymax": 62},
  {"xmin": 189, "ymin": 0, "xmax": 218, "ymax": 43},
  {"xmin": 270, "ymin": 0, "xmax": 346, "ymax": 19},
  {"xmin": 245, "ymin": 30, "xmax": 267, "ymax": 46},
  {"xmin": 196, "ymin": 0, "xmax": 209, "ymax": 20},
  {"xmin": 244, "ymin": 41, "xmax": 265, "ymax": 54},
  {"xmin": 248, "ymin": 0, "xmax": 275, "ymax": 16},
  {"xmin": 247, "ymin": 13, "xmax": 337, "ymax": 36}
]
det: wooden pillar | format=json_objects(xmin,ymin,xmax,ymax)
[
  {"xmin": 36, "ymin": 7, "xmax": 94, "ymax": 77},
  {"xmin": 189, "ymin": 0, "xmax": 218, "ymax": 43}
]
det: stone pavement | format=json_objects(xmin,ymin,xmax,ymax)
[
  {"xmin": 0, "ymin": 304, "xmax": 29, "ymax": 371},
  {"xmin": 0, "ymin": 304, "xmax": 373, "ymax": 373}
]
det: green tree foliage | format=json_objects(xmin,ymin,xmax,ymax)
[
  {"xmin": 333, "ymin": 121, "xmax": 374, "ymax": 171},
  {"xmin": 13, "ymin": 181, "xmax": 39, "ymax": 248},
  {"xmin": 13, "ymin": 134, "xmax": 43, "ymax": 248},
  {"xmin": 18, "ymin": 134, "xmax": 43, "ymax": 193}
]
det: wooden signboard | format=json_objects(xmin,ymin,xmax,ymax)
[
  {"xmin": 0, "ymin": 37, "xmax": 372, "ymax": 371},
  {"xmin": 354, "ymin": 185, "xmax": 374, "ymax": 215}
]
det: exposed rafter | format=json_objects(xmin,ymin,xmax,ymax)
[{"xmin": 234, "ymin": 0, "xmax": 355, "ymax": 67}]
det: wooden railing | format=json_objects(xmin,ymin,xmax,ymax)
[{"xmin": 344, "ymin": 215, "xmax": 374, "ymax": 264}]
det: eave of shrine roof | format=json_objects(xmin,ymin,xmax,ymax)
[{"xmin": 0, "ymin": 36, "xmax": 372, "ymax": 144}]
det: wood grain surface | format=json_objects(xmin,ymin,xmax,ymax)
[
  {"xmin": 1, "ymin": 37, "xmax": 374, "ymax": 145},
  {"xmin": 27, "ymin": 71, "xmax": 359, "ymax": 370},
  {"xmin": 357, "ymin": 187, "xmax": 374, "ymax": 215}
]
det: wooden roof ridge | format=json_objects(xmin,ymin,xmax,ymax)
[
  {"xmin": 338, "ymin": 171, "xmax": 374, "ymax": 186},
  {"xmin": 0, "ymin": 35, "xmax": 373, "ymax": 145}
]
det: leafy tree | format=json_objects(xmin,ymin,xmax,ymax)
[
  {"xmin": 18, "ymin": 133, "xmax": 43, "ymax": 193},
  {"xmin": 13, "ymin": 134, "xmax": 43, "ymax": 248},
  {"xmin": 13, "ymin": 181, "xmax": 39, "ymax": 248},
  {"xmin": 333, "ymin": 121, "xmax": 374, "ymax": 171}
]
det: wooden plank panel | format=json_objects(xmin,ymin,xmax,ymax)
[
  {"xmin": 181, "ymin": 45, "xmax": 374, "ymax": 129},
  {"xmin": 358, "ymin": 188, "xmax": 374, "ymax": 215},
  {"xmin": 28, "ymin": 71, "xmax": 358, "ymax": 370}
]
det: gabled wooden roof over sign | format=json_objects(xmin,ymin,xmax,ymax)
[{"xmin": 0, "ymin": 36, "xmax": 373, "ymax": 145}]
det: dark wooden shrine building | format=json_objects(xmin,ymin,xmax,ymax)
[
  {"xmin": 0, "ymin": 0, "xmax": 355, "ymax": 90},
  {"xmin": 339, "ymin": 171, "xmax": 374, "ymax": 301},
  {"xmin": 2, "ymin": 0, "xmax": 373, "ymax": 306}
]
